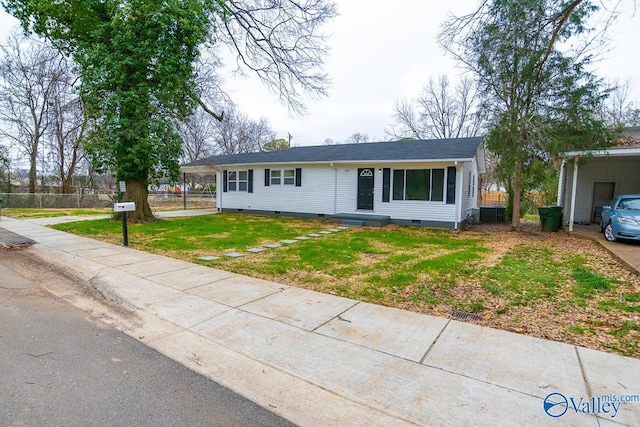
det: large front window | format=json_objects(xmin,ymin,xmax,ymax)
[
  {"xmin": 392, "ymin": 169, "xmax": 445, "ymax": 201},
  {"xmin": 228, "ymin": 170, "xmax": 248, "ymax": 192}
]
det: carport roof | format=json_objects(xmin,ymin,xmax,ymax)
[{"xmin": 562, "ymin": 146, "xmax": 640, "ymax": 158}]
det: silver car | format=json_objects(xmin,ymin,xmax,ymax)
[{"xmin": 600, "ymin": 194, "xmax": 640, "ymax": 242}]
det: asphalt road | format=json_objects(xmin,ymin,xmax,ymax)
[{"xmin": 0, "ymin": 246, "xmax": 294, "ymax": 427}]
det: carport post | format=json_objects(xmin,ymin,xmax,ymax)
[{"xmin": 569, "ymin": 156, "xmax": 579, "ymax": 232}]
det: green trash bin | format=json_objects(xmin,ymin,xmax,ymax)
[{"xmin": 539, "ymin": 206, "xmax": 562, "ymax": 231}]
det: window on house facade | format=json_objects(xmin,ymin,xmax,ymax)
[
  {"xmin": 283, "ymin": 169, "xmax": 295, "ymax": 185},
  {"xmin": 270, "ymin": 169, "xmax": 281, "ymax": 185},
  {"xmin": 270, "ymin": 169, "xmax": 295, "ymax": 185},
  {"xmin": 392, "ymin": 169, "xmax": 445, "ymax": 201},
  {"xmin": 228, "ymin": 170, "xmax": 248, "ymax": 192}
]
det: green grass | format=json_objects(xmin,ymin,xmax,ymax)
[
  {"xmin": 482, "ymin": 245, "xmax": 561, "ymax": 305},
  {"xmin": 572, "ymin": 266, "xmax": 614, "ymax": 297}
]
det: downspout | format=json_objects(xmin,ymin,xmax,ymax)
[
  {"xmin": 455, "ymin": 161, "xmax": 462, "ymax": 230},
  {"xmin": 568, "ymin": 156, "xmax": 579, "ymax": 232},
  {"xmin": 557, "ymin": 158, "xmax": 567, "ymax": 207},
  {"xmin": 330, "ymin": 162, "xmax": 337, "ymax": 214}
]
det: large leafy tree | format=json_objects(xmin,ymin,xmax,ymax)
[
  {"xmin": 4, "ymin": 0, "xmax": 335, "ymax": 220},
  {"xmin": 440, "ymin": 0, "xmax": 614, "ymax": 229}
]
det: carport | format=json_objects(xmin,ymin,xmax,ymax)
[{"xmin": 557, "ymin": 144, "xmax": 640, "ymax": 232}]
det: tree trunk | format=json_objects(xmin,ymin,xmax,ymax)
[
  {"xmin": 511, "ymin": 144, "xmax": 524, "ymax": 231},
  {"xmin": 29, "ymin": 151, "xmax": 38, "ymax": 193},
  {"xmin": 121, "ymin": 179, "xmax": 154, "ymax": 222}
]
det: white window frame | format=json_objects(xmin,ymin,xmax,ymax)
[
  {"xmin": 228, "ymin": 170, "xmax": 248, "ymax": 192},
  {"xmin": 270, "ymin": 169, "xmax": 296, "ymax": 186}
]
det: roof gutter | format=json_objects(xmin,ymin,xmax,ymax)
[{"xmin": 203, "ymin": 158, "xmax": 476, "ymax": 168}]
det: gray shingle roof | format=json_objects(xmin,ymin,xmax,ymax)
[{"xmin": 182, "ymin": 137, "xmax": 482, "ymax": 167}]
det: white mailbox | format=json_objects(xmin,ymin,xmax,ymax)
[{"xmin": 113, "ymin": 202, "xmax": 136, "ymax": 212}]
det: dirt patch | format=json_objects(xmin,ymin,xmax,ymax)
[
  {"xmin": 3, "ymin": 249, "xmax": 139, "ymax": 324},
  {"xmin": 0, "ymin": 241, "xmax": 34, "ymax": 250}
]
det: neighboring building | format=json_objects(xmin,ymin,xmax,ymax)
[
  {"xmin": 181, "ymin": 137, "xmax": 485, "ymax": 229},
  {"xmin": 558, "ymin": 127, "xmax": 640, "ymax": 230}
]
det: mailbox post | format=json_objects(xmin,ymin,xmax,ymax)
[{"xmin": 114, "ymin": 202, "xmax": 136, "ymax": 246}]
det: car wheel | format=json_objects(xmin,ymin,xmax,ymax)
[{"xmin": 604, "ymin": 223, "xmax": 617, "ymax": 242}]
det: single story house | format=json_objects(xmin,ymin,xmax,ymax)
[
  {"xmin": 557, "ymin": 127, "xmax": 640, "ymax": 231},
  {"xmin": 181, "ymin": 137, "xmax": 486, "ymax": 229}
]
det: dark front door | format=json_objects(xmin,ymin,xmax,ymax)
[{"xmin": 357, "ymin": 168, "xmax": 375, "ymax": 210}]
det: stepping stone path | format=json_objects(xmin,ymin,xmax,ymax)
[
  {"xmin": 224, "ymin": 252, "xmax": 245, "ymax": 258},
  {"xmin": 198, "ymin": 226, "xmax": 350, "ymax": 262}
]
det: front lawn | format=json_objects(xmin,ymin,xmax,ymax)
[{"xmin": 52, "ymin": 213, "xmax": 640, "ymax": 357}]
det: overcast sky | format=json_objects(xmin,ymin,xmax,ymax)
[{"xmin": 1, "ymin": 1, "xmax": 638, "ymax": 147}]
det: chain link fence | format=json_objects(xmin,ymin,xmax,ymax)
[{"xmin": 0, "ymin": 192, "xmax": 216, "ymax": 210}]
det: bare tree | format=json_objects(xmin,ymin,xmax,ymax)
[
  {"xmin": 0, "ymin": 31, "xmax": 66, "ymax": 193},
  {"xmin": 213, "ymin": 103, "xmax": 275, "ymax": 155},
  {"xmin": 324, "ymin": 133, "xmax": 370, "ymax": 145},
  {"xmin": 599, "ymin": 79, "xmax": 640, "ymax": 127},
  {"xmin": 212, "ymin": 0, "xmax": 338, "ymax": 114},
  {"xmin": 345, "ymin": 132, "xmax": 369, "ymax": 144},
  {"xmin": 46, "ymin": 58, "xmax": 86, "ymax": 194},
  {"xmin": 388, "ymin": 75, "xmax": 485, "ymax": 140},
  {"xmin": 179, "ymin": 108, "xmax": 219, "ymax": 163}
]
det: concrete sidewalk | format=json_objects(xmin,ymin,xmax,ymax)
[{"xmin": 1, "ymin": 215, "xmax": 638, "ymax": 426}]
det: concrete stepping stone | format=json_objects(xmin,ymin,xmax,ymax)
[
  {"xmin": 198, "ymin": 256, "xmax": 220, "ymax": 261},
  {"xmin": 246, "ymin": 247, "xmax": 265, "ymax": 253},
  {"xmin": 318, "ymin": 231, "xmax": 332, "ymax": 235},
  {"xmin": 336, "ymin": 226, "xmax": 349, "ymax": 230},
  {"xmin": 308, "ymin": 233, "xmax": 322, "ymax": 238},
  {"xmin": 281, "ymin": 239, "xmax": 297, "ymax": 245},
  {"xmin": 224, "ymin": 252, "xmax": 245, "ymax": 258},
  {"xmin": 295, "ymin": 236, "xmax": 310, "ymax": 240},
  {"xmin": 328, "ymin": 228, "xmax": 343, "ymax": 232},
  {"xmin": 263, "ymin": 243, "xmax": 281, "ymax": 249}
]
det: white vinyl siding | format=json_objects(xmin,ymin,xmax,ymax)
[
  {"xmin": 461, "ymin": 160, "xmax": 479, "ymax": 221},
  {"xmin": 217, "ymin": 159, "xmax": 482, "ymax": 226},
  {"xmin": 222, "ymin": 165, "xmax": 334, "ymax": 214}
]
